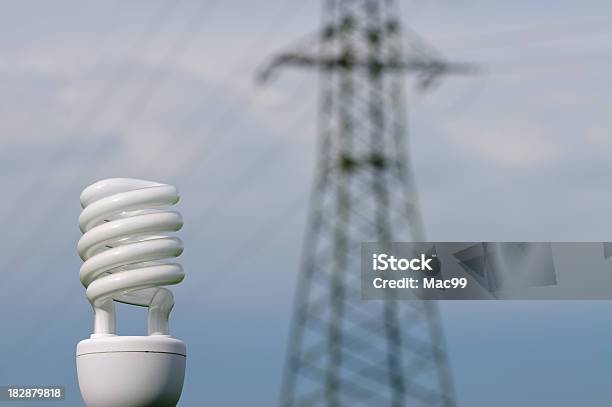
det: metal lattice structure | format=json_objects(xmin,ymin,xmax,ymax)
[{"xmin": 259, "ymin": 1, "xmax": 472, "ymax": 405}]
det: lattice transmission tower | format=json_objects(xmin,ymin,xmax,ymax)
[{"xmin": 259, "ymin": 1, "xmax": 473, "ymax": 405}]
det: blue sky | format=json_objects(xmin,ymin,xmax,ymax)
[{"xmin": 1, "ymin": 0, "xmax": 612, "ymax": 405}]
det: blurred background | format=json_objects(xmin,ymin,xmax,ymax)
[{"xmin": 1, "ymin": 0, "xmax": 612, "ymax": 405}]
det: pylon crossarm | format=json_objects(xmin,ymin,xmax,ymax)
[{"xmin": 258, "ymin": 52, "xmax": 476, "ymax": 86}]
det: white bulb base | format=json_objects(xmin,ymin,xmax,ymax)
[{"xmin": 76, "ymin": 336, "xmax": 186, "ymax": 407}]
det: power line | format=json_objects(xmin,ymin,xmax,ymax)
[
  {"xmin": 1, "ymin": 0, "xmax": 307, "ymax": 249},
  {"xmin": 0, "ymin": 0, "xmax": 222, "ymax": 293},
  {"xmin": 0, "ymin": 0, "xmax": 188, "ymax": 249}
]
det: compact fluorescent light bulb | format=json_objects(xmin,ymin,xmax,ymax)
[{"xmin": 76, "ymin": 178, "xmax": 186, "ymax": 407}]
